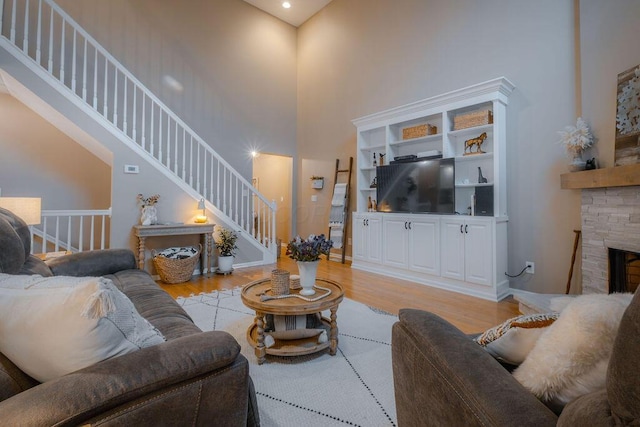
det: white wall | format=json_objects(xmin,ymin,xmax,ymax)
[
  {"xmin": 0, "ymin": 93, "xmax": 111, "ymax": 209},
  {"xmin": 579, "ymin": 0, "xmax": 640, "ymax": 168},
  {"xmin": 297, "ymin": 0, "xmax": 580, "ymax": 293}
]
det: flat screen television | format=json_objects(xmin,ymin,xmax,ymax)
[{"xmin": 376, "ymin": 158, "xmax": 455, "ymax": 214}]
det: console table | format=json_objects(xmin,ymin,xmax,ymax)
[{"xmin": 133, "ymin": 223, "xmax": 215, "ymax": 276}]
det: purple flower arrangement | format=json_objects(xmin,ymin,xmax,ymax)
[{"xmin": 286, "ymin": 234, "xmax": 333, "ymax": 262}]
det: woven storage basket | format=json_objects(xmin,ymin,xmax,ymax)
[
  {"xmin": 271, "ymin": 269, "xmax": 290, "ymax": 295},
  {"xmin": 453, "ymin": 110, "xmax": 493, "ymax": 130},
  {"xmin": 152, "ymin": 244, "xmax": 201, "ymax": 284},
  {"xmin": 402, "ymin": 124, "xmax": 438, "ymax": 140}
]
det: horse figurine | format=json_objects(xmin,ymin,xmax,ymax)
[{"xmin": 464, "ymin": 132, "xmax": 487, "ymax": 155}]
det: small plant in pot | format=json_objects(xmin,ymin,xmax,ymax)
[{"xmin": 215, "ymin": 226, "xmax": 238, "ymax": 273}]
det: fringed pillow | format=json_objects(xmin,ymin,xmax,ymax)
[
  {"xmin": 0, "ymin": 273, "xmax": 165, "ymax": 382},
  {"xmin": 475, "ymin": 312, "xmax": 559, "ymax": 365}
]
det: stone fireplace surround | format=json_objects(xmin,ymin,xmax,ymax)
[
  {"xmin": 561, "ymin": 163, "xmax": 640, "ymax": 294},
  {"xmin": 515, "ymin": 164, "xmax": 640, "ymax": 315},
  {"xmin": 581, "ymin": 185, "xmax": 640, "ymax": 294}
]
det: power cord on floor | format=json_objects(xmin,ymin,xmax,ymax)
[{"xmin": 505, "ymin": 265, "xmax": 528, "ymax": 278}]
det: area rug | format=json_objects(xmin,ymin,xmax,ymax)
[{"xmin": 176, "ymin": 288, "xmax": 398, "ymax": 427}]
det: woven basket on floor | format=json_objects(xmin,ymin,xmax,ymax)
[
  {"xmin": 152, "ymin": 244, "xmax": 201, "ymax": 284},
  {"xmin": 271, "ymin": 269, "xmax": 290, "ymax": 296}
]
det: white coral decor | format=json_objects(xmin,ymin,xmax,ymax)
[{"xmin": 558, "ymin": 117, "xmax": 594, "ymax": 156}]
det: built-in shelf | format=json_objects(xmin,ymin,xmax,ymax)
[
  {"xmin": 560, "ymin": 164, "xmax": 640, "ymax": 189},
  {"xmin": 455, "ymin": 152, "xmax": 493, "ymax": 162},
  {"xmin": 390, "ymin": 134, "xmax": 442, "ymax": 146}
]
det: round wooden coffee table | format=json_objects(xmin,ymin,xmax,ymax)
[{"xmin": 241, "ymin": 278, "xmax": 344, "ymax": 364}]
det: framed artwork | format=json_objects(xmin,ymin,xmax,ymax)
[{"xmin": 615, "ymin": 64, "xmax": 640, "ymax": 165}]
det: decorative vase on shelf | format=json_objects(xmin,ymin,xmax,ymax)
[
  {"xmin": 569, "ymin": 152, "xmax": 586, "ymax": 172},
  {"xmin": 140, "ymin": 205, "xmax": 158, "ymax": 226},
  {"xmin": 296, "ymin": 260, "xmax": 319, "ymax": 296}
]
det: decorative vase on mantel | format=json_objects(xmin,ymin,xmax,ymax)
[
  {"xmin": 296, "ymin": 260, "xmax": 319, "ymax": 296},
  {"xmin": 569, "ymin": 151, "xmax": 587, "ymax": 172}
]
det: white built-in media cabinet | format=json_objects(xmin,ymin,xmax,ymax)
[{"xmin": 351, "ymin": 77, "xmax": 515, "ymax": 301}]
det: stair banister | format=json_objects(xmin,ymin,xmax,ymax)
[{"xmin": 1, "ymin": 0, "xmax": 277, "ymax": 260}]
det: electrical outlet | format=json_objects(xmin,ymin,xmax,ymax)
[{"xmin": 525, "ymin": 261, "xmax": 535, "ymax": 274}]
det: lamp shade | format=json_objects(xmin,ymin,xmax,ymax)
[{"xmin": 0, "ymin": 197, "xmax": 42, "ymax": 225}]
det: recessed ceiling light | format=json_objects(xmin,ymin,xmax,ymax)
[{"xmin": 282, "ymin": 2, "xmax": 291, "ymax": 9}]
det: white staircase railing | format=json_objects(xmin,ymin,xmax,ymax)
[
  {"xmin": 31, "ymin": 208, "xmax": 111, "ymax": 255},
  {"xmin": 1, "ymin": 0, "xmax": 277, "ymax": 259}
]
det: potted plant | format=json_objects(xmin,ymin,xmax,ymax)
[
  {"xmin": 214, "ymin": 226, "xmax": 238, "ymax": 273},
  {"xmin": 286, "ymin": 234, "xmax": 333, "ymax": 295}
]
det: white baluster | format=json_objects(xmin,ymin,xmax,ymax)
[
  {"xmin": 0, "ymin": 0, "xmax": 5, "ymax": 36},
  {"xmin": 113, "ymin": 69, "xmax": 118, "ymax": 125},
  {"xmin": 123, "ymin": 76, "xmax": 127, "ymax": 134},
  {"xmin": 47, "ymin": 7, "xmax": 53, "ymax": 72},
  {"xmin": 196, "ymin": 145, "xmax": 201, "ymax": 193},
  {"xmin": 82, "ymin": 38, "xmax": 87, "ymax": 101},
  {"xmin": 71, "ymin": 28, "xmax": 76, "ymax": 92},
  {"xmin": 22, "ymin": 0, "xmax": 28, "ymax": 53},
  {"xmin": 103, "ymin": 59, "xmax": 108, "ymax": 117},
  {"xmin": 235, "ymin": 176, "xmax": 238, "ymax": 223},
  {"xmin": 35, "ymin": 0, "xmax": 42, "ymax": 62},
  {"xmin": 92, "ymin": 49, "xmax": 97, "ymax": 108},
  {"xmin": 78, "ymin": 216, "xmax": 84, "ymax": 252},
  {"xmin": 59, "ymin": 17, "xmax": 65, "ymax": 82},
  {"xmin": 174, "ymin": 123, "xmax": 178, "ymax": 173},
  {"xmin": 9, "ymin": 0, "xmax": 16, "ymax": 43},
  {"xmin": 89, "ymin": 216, "xmax": 95, "ymax": 250},
  {"xmin": 66, "ymin": 216, "xmax": 71, "ymax": 252},
  {"xmin": 158, "ymin": 110, "xmax": 163, "ymax": 163},
  {"xmin": 165, "ymin": 114, "xmax": 170, "ymax": 168},
  {"xmin": 189, "ymin": 135, "xmax": 194, "ymax": 187},
  {"xmin": 216, "ymin": 159, "xmax": 221, "ymax": 207},
  {"xmin": 132, "ymin": 86, "xmax": 137, "ymax": 141},
  {"xmin": 54, "ymin": 215, "xmax": 60, "ymax": 252},
  {"xmin": 141, "ymin": 93, "xmax": 146, "ymax": 150},
  {"xmin": 149, "ymin": 102, "xmax": 154, "ymax": 155},
  {"xmin": 100, "ymin": 215, "xmax": 106, "ymax": 250},
  {"xmin": 181, "ymin": 128, "xmax": 186, "ymax": 180}
]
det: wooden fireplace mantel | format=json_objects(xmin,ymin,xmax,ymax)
[{"xmin": 561, "ymin": 163, "xmax": 640, "ymax": 189}]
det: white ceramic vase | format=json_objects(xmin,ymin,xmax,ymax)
[
  {"xmin": 140, "ymin": 205, "xmax": 158, "ymax": 225},
  {"xmin": 218, "ymin": 255, "xmax": 234, "ymax": 273},
  {"xmin": 569, "ymin": 152, "xmax": 586, "ymax": 172},
  {"xmin": 297, "ymin": 260, "xmax": 319, "ymax": 296}
]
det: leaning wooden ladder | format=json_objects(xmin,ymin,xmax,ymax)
[{"xmin": 328, "ymin": 157, "xmax": 353, "ymax": 264}]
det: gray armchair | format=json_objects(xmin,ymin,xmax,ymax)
[
  {"xmin": 392, "ymin": 291, "xmax": 640, "ymax": 426},
  {"xmin": 0, "ymin": 207, "xmax": 260, "ymax": 426}
]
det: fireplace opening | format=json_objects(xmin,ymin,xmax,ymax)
[{"xmin": 609, "ymin": 248, "xmax": 640, "ymax": 294}]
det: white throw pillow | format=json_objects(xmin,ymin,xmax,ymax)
[
  {"xmin": 513, "ymin": 293, "xmax": 633, "ymax": 406},
  {"xmin": 475, "ymin": 312, "xmax": 559, "ymax": 365},
  {"xmin": 0, "ymin": 273, "xmax": 165, "ymax": 382}
]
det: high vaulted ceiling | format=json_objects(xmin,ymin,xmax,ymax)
[{"xmin": 242, "ymin": 0, "xmax": 332, "ymax": 27}]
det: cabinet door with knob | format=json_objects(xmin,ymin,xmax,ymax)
[
  {"xmin": 353, "ymin": 213, "xmax": 382, "ymax": 263},
  {"xmin": 440, "ymin": 217, "xmax": 493, "ymax": 286},
  {"xmin": 382, "ymin": 215, "xmax": 439, "ymax": 274}
]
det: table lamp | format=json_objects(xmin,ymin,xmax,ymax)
[
  {"xmin": 0, "ymin": 197, "xmax": 42, "ymax": 225},
  {"xmin": 195, "ymin": 198, "xmax": 208, "ymax": 223}
]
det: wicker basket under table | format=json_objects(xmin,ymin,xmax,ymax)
[{"xmin": 152, "ymin": 245, "xmax": 201, "ymax": 284}]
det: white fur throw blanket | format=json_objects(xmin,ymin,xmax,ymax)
[{"xmin": 513, "ymin": 293, "xmax": 633, "ymax": 406}]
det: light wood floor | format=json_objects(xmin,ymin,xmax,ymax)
[{"xmin": 158, "ymin": 257, "xmax": 520, "ymax": 333}]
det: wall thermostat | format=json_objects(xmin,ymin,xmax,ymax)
[{"xmin": 124, "ymin": 164, "xmax": 139, "ymax": 174}]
